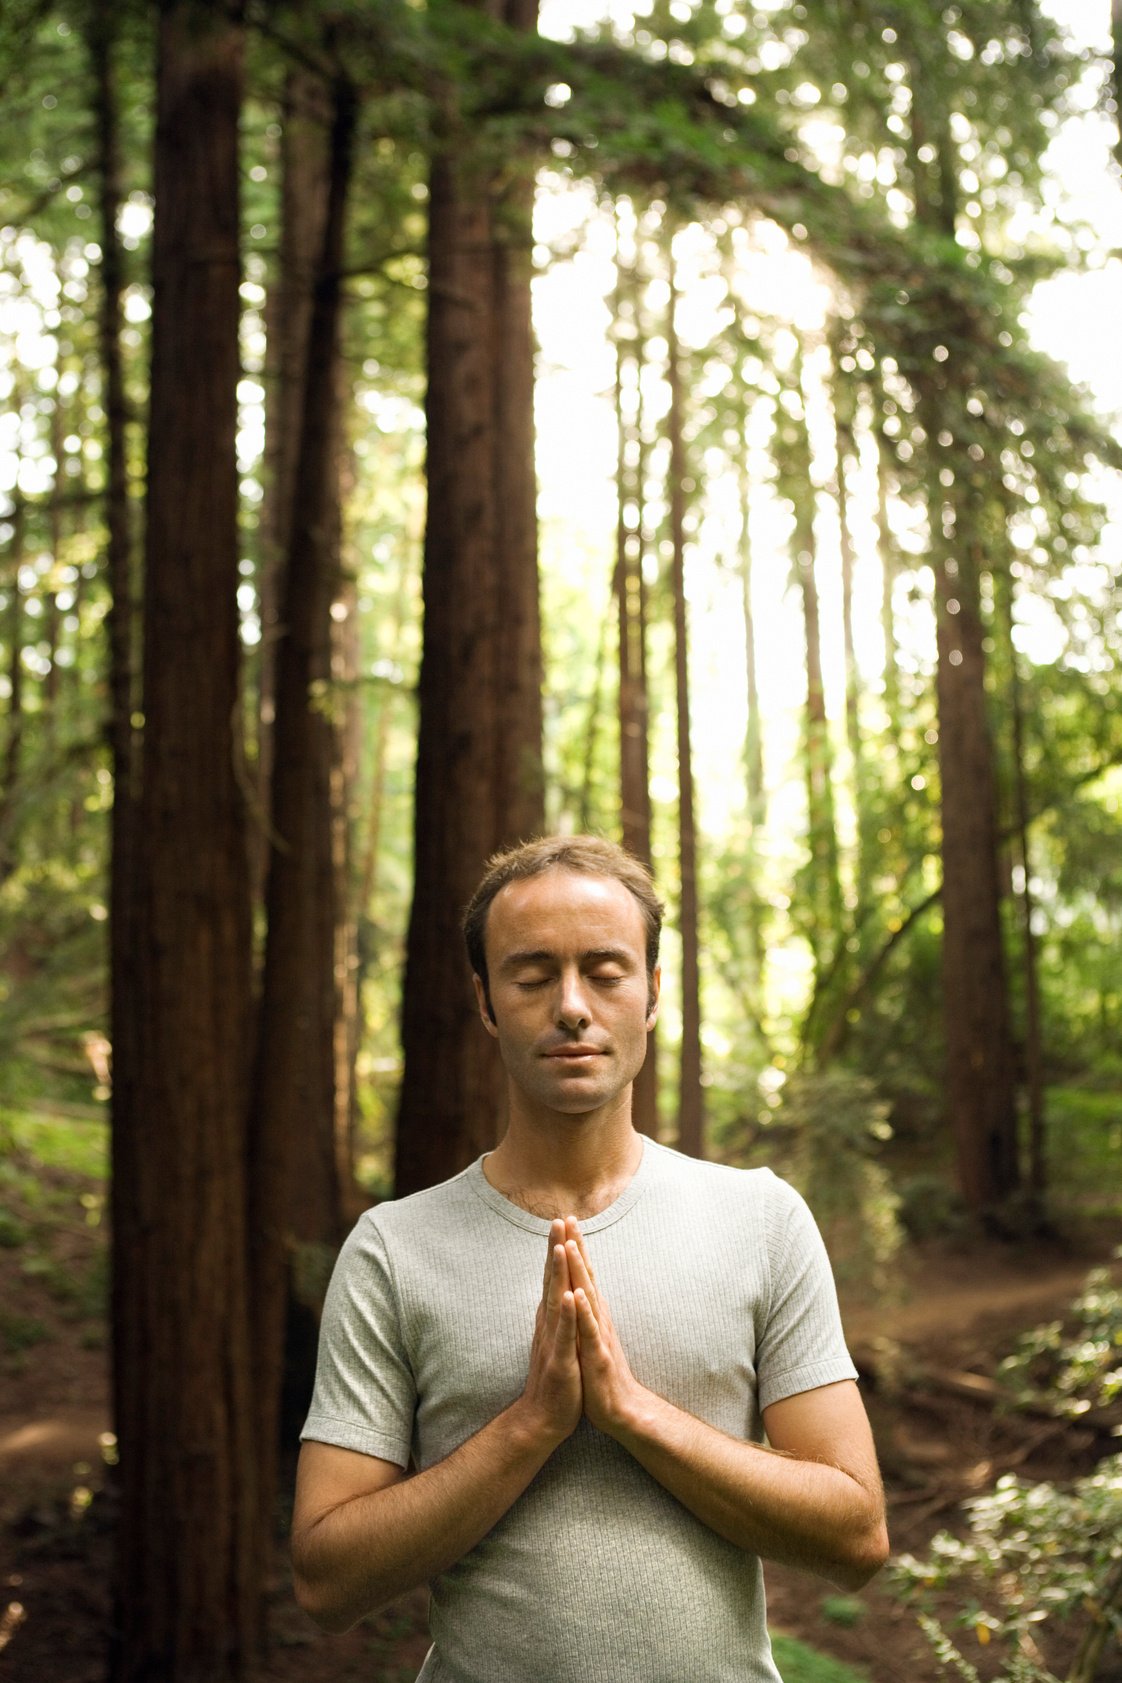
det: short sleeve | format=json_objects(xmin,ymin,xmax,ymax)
[
  {"xmin": 755, "ymin": 1179, "xmax": 858, "ymax": 1413},
  {"xmin": 300, "ymin": 1212, "xmax": 416, "ymax": 1467}
]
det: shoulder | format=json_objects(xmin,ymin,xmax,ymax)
[
  {"xmin": 641, "ymin": 1143, "xmax": 822, "ymax": 1263},
  {"xmin": 329, "ymin": 1164, "xmax": 482, "ymax": 1286},
  {"xmin": 355, "ymin": 1160, "xmax": 480, "ymax": 1238},
  {"xmin": 644, "ymin": 1139, "xmax": 802, "ymax": 1214}
]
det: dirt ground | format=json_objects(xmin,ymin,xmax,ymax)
[{"xmin": 1, "ymin": 1211, "xmax": 1119, "ymax": 1683}]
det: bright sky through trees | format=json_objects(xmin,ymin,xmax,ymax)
[{"xmin": 532, "ymin": 0, "xmax": 1122, "ymax": 844}]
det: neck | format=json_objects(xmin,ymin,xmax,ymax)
[{"xmin": 484, "ymin": 1093, "xmax": 644, "ymax": 1220}]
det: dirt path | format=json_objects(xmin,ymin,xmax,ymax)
[{"xmin": 843, "ymin": 1243, "xmax": 1100, "ymax": 1358}]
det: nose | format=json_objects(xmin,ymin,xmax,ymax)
[{"xmin": 556, "ymin": 966, "xmax": 591, "ymax": 1029}]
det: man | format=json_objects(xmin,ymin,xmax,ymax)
[{"xmin": 292, "ymin": 835, "xmax": 888, "ymax": 1681}]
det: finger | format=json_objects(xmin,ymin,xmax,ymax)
[
  {"xmin": 545, "ymin": 1286, "xmax": 578, "ymax": 1368},
  {"xmin": 544, "ymin": 1243, "xmax": 571, "ymax": 1335},
  {"xmin": 542, "ymin": 1219, "xmax": 565, "ymax": 1297},
  {"xmin": 565, "ymin": 1237, "xmax": 599, "ymax": 1312},
  {"xmin": 574, "ymin": 1287, "xmax": 601, "ymax": 1347},
  {"xmin": 565, "ymin": 1216, "xmax": 598, "ymax": 1284}
]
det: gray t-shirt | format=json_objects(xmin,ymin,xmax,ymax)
[{"xmin": 302, "ymin": 1137, "xmax": 858, "ymax": 1682}]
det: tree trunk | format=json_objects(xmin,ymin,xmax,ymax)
[
  {"xmin": 46, "ymin": 363, "xmax": 64, "ymax": 726},
  {"xmin": 248, "ymin": 68, "xmax": 355, "ymax": 1572},
  {"xmin": 89, "ymin": 18, "xmax": 142, "ymax": 1545},
  {"xmin": 906, "ymin": 37, "xmax": 1020, "ymax": 1215},
  {"xmin": 395, "ymin": 0, "xmax": 544, "ymax": 1196},
  {"xmin": 996, "ymin": 563, "xmax": 1046, "ymax": 1215},
  {"xmin": 0, "ymin": 487, "xmax": 26, "ymax": 881},
  {"xmin": 829, "ymin": 336, "xmax": 870, "ymax": 913},
  {"xmin": 872, "ymin": 398, "xmax": 902, "ymax": 747},
  {"xmin": 333, "ymin": 538, "xmax": 363, "ymax": 1206},
  {"xmin": 667, "ymin": 250, "xmax": 703, "ymax": 1159},
  {"xmin": 88, "ymin": 18, "xmax": 144, "ymax": 1650},
  {"xmin": 613, "ymin": 227, "xmax": 659, "ymax": 1135},
  {"xmin": 735, "ymin": 400, "xmax": 767, "ymax": 1009},
  {"xmin": 110, "ymin": 8, "xmax": 258, "ymax": 1678},
  {"xmin": 776, "ymin": 359, "xmax": 843, "ymax": 979},
  {"xmin": 576, "ymin": 585, "xmax": 611, "ymax": 833},
  {"xmin": 255, "ymin": 64, "xmax": 332, "ymax": 908},
  {"xmin": 930, "ymin": 485, "xmax": 1020, "ymax": 1213}
]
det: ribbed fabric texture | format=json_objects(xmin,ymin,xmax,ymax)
[{"xmin": 302, "ymin": 1138, "xmax": 858, "ymax": 1683}]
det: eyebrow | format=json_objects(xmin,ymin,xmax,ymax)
[{"xmin": 499, "ymin": 946, "xmax": 636, "ymax": 973}]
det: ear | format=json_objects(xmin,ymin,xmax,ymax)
[
  {"xmin": 473, "ymin": 973, "xmax": 499, "ymax": 1038},
  {"xmin": 646, "ymin": 965, "xmax": 661, "ymax": 1029}
]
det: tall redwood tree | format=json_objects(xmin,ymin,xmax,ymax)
[
  {"xmin": 905, "ymin": 28, "xmax": 1020, "ymax": 1214},
  {"xmin": 394, "ymin": 0, "xmax": 545, "ymax": 1196},
  {"xmin": 110, "ymin": 5, "xmax": 259, "ymax": 1676},
  {"xmin": 666, "ymin": 247, "xmax": 703, "ymax": 1158},
  {"xmin": 248, "ymin": 63, "xmax": 357, "ymax": 1578},
  {"xmin": 613, "ymin": 222, "xmax": 659, "ymax": 1136}
]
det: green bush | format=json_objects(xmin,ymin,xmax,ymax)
[
  {"xmin": 998, "ymin": 1259, "xmax": 1122, "ymax": 1419},
  {"xmin": 770, "ymin": 1633, "xmax": 870, "ymax": 1683},
  {"xmin": 819, "ymin": 1594, "xmax": 866, "ymax": 1629},
  {"xmin": 895, "ymin": 1172, "xmax": 970, "ymax": 1242},
  {"xmin": 782, "ymin": 1070, "xmax": 903, "ymax": 1298},
  {"xmin": 894, "ymin": 1453, "xmax": 1122, "ymax": 1683},
  {"xmin": 0, "ymin": 1309, "xmax": 49, "ymax": 1353},
  {"xmin": 0, "ymin": 1207, "xmax": 27, "ymax": 1247},
  {"xmin": 1043, "ymin": 1088, "xmax": 1122, "ymax": 1213}
]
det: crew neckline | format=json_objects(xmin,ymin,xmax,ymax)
[{"xmin": 467, "ymin": 1135, "xmax": 655, "ymax": 1234}]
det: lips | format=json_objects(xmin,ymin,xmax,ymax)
[{"xmin": 543, "ymin": 1046, "xmax": 605, "ymax": 1060}]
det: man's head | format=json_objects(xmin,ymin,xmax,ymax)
[{"xmin": 463, "ymin": 834, "xmax": 663, "ymax": 1021}]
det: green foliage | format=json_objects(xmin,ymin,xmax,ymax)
[
  {"xmin": 894, "ymin": 1455, "xmax": 1122, "ymax": 1683},
  {"xmin": 0, "ymin": 1308, "xmax": 48, "ymax": 1354},
  {"xmin": 819, "ymin": 1594, "xmax": 866, "ymax": 1629},
  {"xmin": 2, "ymin": 0, "xmax": 1121, "ymax": 1223},
  {"xmin": 1, "ymin": 1104, "xmax": 108, "ymax": 1179},
  {"xmin": 998, "ymin": 1262, "xmax": 1122, "ymax": 1419},
  {"xmin": 895, "ymin": 1172, "xmax": 970, "ymax": 1242},
  {"xmin": 0, "ymin": 1104, "xmax": 109, "ymax": 1381},
  {"xmin": 782, "ymin": 1070, "xmax": 903, "ymax": 1296},
  {"xmin": 1038, "ymin": 1086, "xmax": 1122, "ymax": 1215},
  {"xmin": 769, "ymin": 1633, "xmax": 871, "ymax": 1683}
]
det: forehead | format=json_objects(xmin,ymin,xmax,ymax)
[{"xmin": 484, "ymin": 869, "xmax": 646, "ymax": 963}]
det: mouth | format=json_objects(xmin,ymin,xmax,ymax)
[{"xmin": 543, "ymin": 1047, "xmax": 605, "ymax": 1061}]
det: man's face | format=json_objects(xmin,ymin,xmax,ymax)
[{"xmin": 474, "ymin": 868, "xmax": 659, "ymax": 1124}]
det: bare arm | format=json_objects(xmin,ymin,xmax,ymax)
[
  {"xmin": 291, "ymin": 1222, "xmax": 581, "ymax": 1632},
  {"xmin": 563, "ymin": 1222, "xmax": 889, "ymax": 1590}
]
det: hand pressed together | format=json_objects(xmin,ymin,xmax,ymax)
[
  {"xmin": 520, "ymin": 1218, "xmax": 584, "ymax": 1445},
  {"xmin": 562, "ymin": 1217, "xmax": 644, "ymax": 1436},
  {"xmin": 519, "ymin": 1215, "xmax": 644, "ymax": 1446}
]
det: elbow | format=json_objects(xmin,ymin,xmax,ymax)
[
  {"xmin": 292, "ymin": 1532, "xmax": 372, "ymax": 1635},
  {"xmin": 831, "ymin": 1515, "xmax": 890, "ymax": 1592},
  {"xmin": 293, "ymin": 1571, "xmax": 357, "ymax": 1636}
]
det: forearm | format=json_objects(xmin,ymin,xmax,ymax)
[
  {"xmin": 293, "ymin": 1402, "xmax": 558, "ymax": 1631},
  {"xmin": 611, "ymin": 1391, "xmax": 888, "ymax": 1589}
]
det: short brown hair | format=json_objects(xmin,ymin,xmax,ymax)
[{"xmin": 463, "ymin": 834, "xmax": 663, "ymax": 1010}]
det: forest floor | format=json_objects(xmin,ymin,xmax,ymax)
[{"xmin": 1, "ymin": 1140, "xmax": 1120, "ymax": 1683}]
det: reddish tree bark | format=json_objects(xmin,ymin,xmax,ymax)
[
  {"xmin": 906, "ymin": 35, "xmax": 1020, "ymax": 1214},
  {"xmin": 248, "ymin": 65, "xmax": 356, "ymax": 1587},
  {"xmin": 110, "ymin": 7, "xmax": 259, "ymax": 1677},
  {"xmin": 613, "ymin": 234, "xmax": 659, "ymax": 1136},
  {"xmin": 931, "ymin": 506, "xmax": 1020, "ymax": 1212},
  {"xmin": 255, "ymin": 63, "xmax": 332, "ymax": 906},
  {"xmin": 667, "ymin": 252, "xmax": 703, "ymax": 1159},
  {"xmin": 395, "ymin": 0, "xmax": 544, "ymax": 1195}
]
